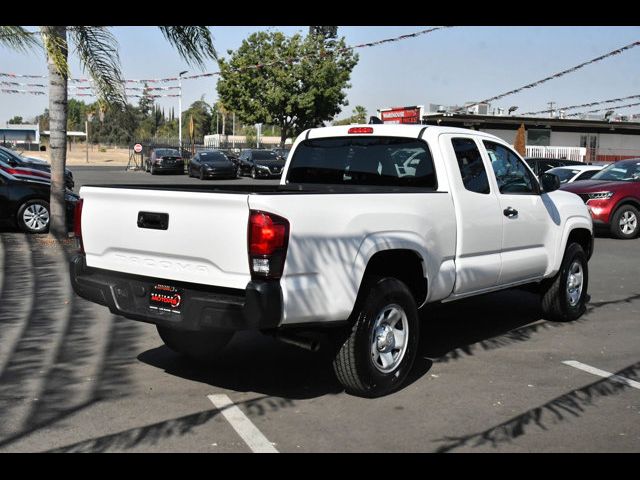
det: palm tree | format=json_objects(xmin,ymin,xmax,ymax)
[{"xmin": 0, "ymin": 26, "xmax": 217, "ymax": 238}]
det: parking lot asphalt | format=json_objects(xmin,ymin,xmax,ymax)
[{"xmin": 0, "ymin": 166, "xmax": 638, "ymax": 452}]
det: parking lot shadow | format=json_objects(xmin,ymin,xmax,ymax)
[
  {"xmin": 138, "ymin": 330, "xmax": 345, "ymax": 399},
  {"xmin": 418, "ymin": 288, "xmax": 549, "ymax": 363}
]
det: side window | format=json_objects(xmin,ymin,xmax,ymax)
[
  {"xmin": 451, "ymin": 138, "xmax": 490, "ymax": 194},
  {"xmin": 576, "ymin": 170, "xmax": 597, "ymax": 181},
  {"xmin": 483, "ymin": 141, "xmax": 537, "ymax": 194}
]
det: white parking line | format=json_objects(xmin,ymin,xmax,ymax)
[
  {"xmin": 208, "ymin": 394, "xmax": 279, "ymax": 453},
  {"xmin": 562, "ymin": 360, "xmax": 640, "ymax": 390}
]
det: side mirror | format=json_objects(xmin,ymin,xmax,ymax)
[{"xmin": 540, "ymin": 172, "xmax": 561, "ymax": 193}]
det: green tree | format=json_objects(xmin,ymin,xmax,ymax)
[
  {"xmin": 8, "ymin": 116, "xmax": 24, "ymax": 124},
  {"xmin": 217, "ymin": 30, "xmax": 358, "ymax": 147},
  {"xmin": 0, "ymin": 26, "xmax": 216, "ymax": 238},
  {"xmin": 332, "ymin": 105, "xmax": 368, "ymax": 126},
  {"xmin": 138, "ymin": 83, "xmax": 154, "ymax": 119},
  {"xmin": 181, "ymin": 98, "xmax": 213, "ymax": 141}
]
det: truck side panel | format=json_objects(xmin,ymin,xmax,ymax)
[{"xmin": 248, "ymin": 192, "xmax": 457, "ymax": 325}]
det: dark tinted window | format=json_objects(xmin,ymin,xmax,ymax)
[
  {"xmin": 451, "ymin": 138, "xmax": 489, "ymax": 194},
  {"xmin": 253, "ymin": 150, "xmax": 279, "ymax": 160},
  {"xmin": 575, "ymin": 170, "xmax": 598, "ymax": 181},
  {"xmin": 200, "ymin": 151, "xmax": 229, "ymax": 162},
  {"xmin": 155, "ymin": 149, "xmax": 181, "ymax": 157},
  {"xmin": 547, "ymin": 167, "xmax": 579, "ymax": 184},
  {"xmin": 484, "ymin": 141, "xmax": 537, "ymax": 194},
  {"xmin": 287, "ymin": 136, "xmax": 437, "ymax": 188}
]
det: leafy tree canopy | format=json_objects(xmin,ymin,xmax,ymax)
[{"xmin": 217, "ymin": 30, "xmax": 358, "ymax": 146}]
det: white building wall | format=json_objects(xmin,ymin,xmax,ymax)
[
  {"xmin": 550, "ymin": 131, "xmax": 582, "ymax": 147},
  {"xmin": 598, "ymin": 133, "xmax": 640, "ymax": 150},
  {"xmin": 481, "ymin": 128, "xmax": 517, "ymax": 144}
]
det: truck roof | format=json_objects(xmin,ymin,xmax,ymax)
[{"xmin": 305, "ymin": 124, "xmax": 502, "ymax": 143}]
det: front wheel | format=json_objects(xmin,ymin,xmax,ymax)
[
  {"xmin": 333, "ymin": 277, "xmax": 420, "ymax": 397},
  {"xmin": 610, "ymin": 205, "xmax": 639, "ymax": 239},
  {"xmin": 541, "ymin": 242, "xmax": 589, "ymax": 322},
  {"xmin": 251, "ymin": 167, "xmax": 257, "ymax": 179},
  {"xmin": 157, "ymin": 326, "xmax": 233, "ymax": 362},
  {"xmin": 17, "ymin": 199, "xmax": 50, "ymax": 233}
]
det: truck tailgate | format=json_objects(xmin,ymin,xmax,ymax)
[{"xmin": 80, "ymin": 186, "xmax": 251, "ymax": 289}]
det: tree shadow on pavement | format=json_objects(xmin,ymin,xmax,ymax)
[{"xmin": 0, "ymin": 233, "xmax": 146, "ymax": 450}]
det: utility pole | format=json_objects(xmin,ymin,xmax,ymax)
[
  {"xmin": 178, "ymin": 70, "xmax": 188, "ymax": 152},
  {"xmin": 548, "ymin": 101, "xmax": 556, "ymax": 118}
]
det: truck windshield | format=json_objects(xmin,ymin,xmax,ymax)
[{"xmin": 286, "ymin": 136, "xmax": 437, "ymax": 188}]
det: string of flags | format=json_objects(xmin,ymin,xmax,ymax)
[
  {"xmin": 522, "ymin": 94, "xmax": 640, "ymax": 115},
  {"xmin": 565, "ymin": 100, "xmax": 640, "ymax": 117},
  {"xmin": 0, "ymin": 88, "xmax": 46, "ymax": 95},
  {"xmin": 456, "ymin": 40, "xmax": 640, "ymax": 112},
  {"xmin": 0, "ymin": 26, "xmax": 452, "ymax": 89}
]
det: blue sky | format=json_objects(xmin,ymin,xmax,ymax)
[{"xmin": 1, "ymin": 26, "xmax": 640, "ymax": 125}]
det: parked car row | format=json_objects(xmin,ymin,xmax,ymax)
[
  {"xmin": 143, "ymin": 147, "xmax": 288, "ymax": 181},
  {"xmin": 0, "ymin": 168, "xmax": 78, "ymax": 234},
  {"xmin": 0, "ymin": 145, "xmax": 75, "ymax": 190}
]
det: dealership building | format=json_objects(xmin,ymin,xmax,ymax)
[{"xmin": 377, "ymin": 104, "xmax": 640, "ymax": 163}]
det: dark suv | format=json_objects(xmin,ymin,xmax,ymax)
[{"xmin": 524, "ymin": 157, "xmax": 585, "ymax": 176}]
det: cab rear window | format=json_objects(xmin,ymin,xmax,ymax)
[{"xmin": 286, "ymin": 136, "xmax": 437, "ymax": 188}]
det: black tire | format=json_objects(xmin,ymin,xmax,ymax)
[
  {"xmin": 333, "ymin": 277, "xmax": 420, "ymax": 398},
  {"xmin": 145, "ymin": 161, "xmax": 150, "ymax": 173},
  {"xmin": 17, "ymin": 199, "xmax": 50, "ymax": 233},
  {"xmin": 609, "ymin": 204, "xmax": 639, "ymax": 239},
  {"xmin": 541, "ymin": 242, "xmax": 589, "ymax": 322},
  {"xmin": 251, "ymin": 167, "xmax": 257, "ymax": 179},
  {"xmin": 157, "ymin": 326, "xmax": 233, "ymax": 362},
  {"xmin": 199, "ymin": 169, "xmax": 205, "ymax": 180},
  {"xmin": 150, "ymin": 163, "xmax": 156, "ymax": 175},
  {"xmin": 236, "ymin": 166, "xmax": 241, "ymax": 178}
]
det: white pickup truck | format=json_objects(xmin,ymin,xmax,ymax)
[{"xmin": 70, "ymin": 124, "xmax": 593, "ymax": 397}]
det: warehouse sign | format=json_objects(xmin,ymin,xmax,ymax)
[{"xmin": 378, "ymin": 106, "xmax": 424, "ymax": 124}]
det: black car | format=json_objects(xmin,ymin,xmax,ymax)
[
  {"xmin": 524, "ymin": 157, "xmax": 585, "ymax": 176},
  {"xmin": 0, "ymin": 145, "xmax": 75, "ymax": 190},
  {"xmin": 188, "ymin": 150, "xmax": 239, "ymax": 180},
  {"xmin": 238, "ymin": 149, "xmax": 285, "ymax": 179},
  {"xmin": 145, "ymin": 148, "xmax": 185, "ymax": 175},
  {"xmin": 271, "ymin": 147, "xmax": 291, "ymax": 161},
  {"xmin": 0, "ymin": 169, "xmax": 79, "ymax": 233}
]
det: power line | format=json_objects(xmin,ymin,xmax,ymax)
[{"xmin": 455, "ymin": 40, "xmax": 640, "ymax": 112}]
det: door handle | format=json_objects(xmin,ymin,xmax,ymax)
[{"xmin": 503, "ymin": 207, "xmax": 518, "ymax": 218}]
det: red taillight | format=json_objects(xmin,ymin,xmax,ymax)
[
  {"xmin": 248, "ymin": 210, "xmax": 289, "ymax": 279},
  {"xmin": 74, "ymin": 198, "xmax": 84, "ymax": 252},
  {"xmin": 348, "ymin": 127, "xmax": 373, "ymax": 134}
]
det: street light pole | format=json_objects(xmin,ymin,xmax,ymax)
[{"xmin": 178, "ymin": 70, "xmax": 188, "ymax": 152}]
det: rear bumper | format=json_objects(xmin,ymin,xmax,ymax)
[{"xmin": 69, "ymin": 254, "xmax": 282, "ymax": 332}]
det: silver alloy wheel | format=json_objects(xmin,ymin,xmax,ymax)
[
  {"xmin": 23, "ymin": 203, "xmax": 49, "ymax": 231},
  {"xmin": 619, "ymin": 210, "xmax": 638, "ymax": 235},
  {"xmin": 566, "ymin": 260, "xmax": 584, "ymax": 307},
  {"xmin": 370, "ymin": 303, "xmax": 409, "ymax": 373}
]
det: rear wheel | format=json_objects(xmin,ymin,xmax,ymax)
[
  {"xmin": 157, "ymin": 326, "xmax": 233, "ymax": 362},
  {"xmin": 610, "ymin": 205, "xmax": 639, "ymax": 239},
  {"xmin": 333, "ymin": 277, "xmax": 419, "ymax": 397},
  {"xmin": 541, "ymin": 242, "xmax": 589, "ymax": 322},
  {"xmin": 17, "ymin": 199, "xmax": 50, "ymax": 233}
]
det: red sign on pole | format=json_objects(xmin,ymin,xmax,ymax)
[
  {"xmin": 133, "ymin": 143, "xmax": 143, "ymax": 153},
  {"xmin": 380, "ymin": 106, "xmax": 422, "ymax": 124}
]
